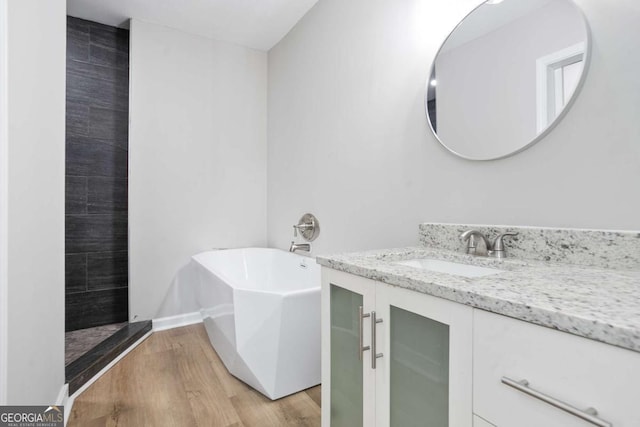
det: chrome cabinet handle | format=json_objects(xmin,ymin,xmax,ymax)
[
  {"xmin": 501, "ymin": 377, "xmax": 612, "ymax": 427},
  {"xmin": 358, "ymin": 306, "xmax": 370, "ymax": 361},
  {"xmin": 371, "ymin": 311, "xmax": 383, "ymax": 369}
]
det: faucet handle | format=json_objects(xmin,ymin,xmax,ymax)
[
  {"xmin": 460, "ymin": 230, "xmax": 490, "ymax": 255},
  {"xmin": 492, "ymin": 232, "xmax": 519, "ymax": 252}
]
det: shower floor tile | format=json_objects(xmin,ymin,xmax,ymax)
[{"xmin": 65, "ymin": 322, "xmax": 127, "ymax": 366}]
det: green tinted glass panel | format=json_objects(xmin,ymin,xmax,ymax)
[
  {"xmin": 330, "ymin": 284, "xmax": 363, "ymax": 427},
  {"xmin": 390, "ymin": 306, "xmax": 449, "ymax": 427}
]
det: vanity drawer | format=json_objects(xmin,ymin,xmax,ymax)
[{"xmin": 473, "ymin": 309, "xmax": 640, "ymax": 427}]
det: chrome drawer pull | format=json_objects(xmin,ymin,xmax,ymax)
[
  {"xmin": 371, "ymin": 311, "xmax": 383, "ymax": 369},
  {"xmin": 501, "ymin": 377, "xmax": 612, "ymax": 427},
  {"xmin": 358, "ymin": 306, "xmax": 370, "ymax": 361}
]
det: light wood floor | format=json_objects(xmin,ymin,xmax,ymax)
[{"xmin": 67, "ymin": 324, "xmax": 321, "ymax": 427}]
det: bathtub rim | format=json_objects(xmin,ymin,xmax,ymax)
[{"xmin": 191, "ymin": 247, "xmax": 320, "ymax": 296}]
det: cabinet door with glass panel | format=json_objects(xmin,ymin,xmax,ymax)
[
  {"xmin": 322, "ymin": 268, "xmax": 473, "ymax": 427},
  {"xmin": 321, "ymin": 269, "xmax": 377, "ymax": 427},
  {"xmin": 374, "ymin": 283, "xmax": 473, "ymax": 427}
]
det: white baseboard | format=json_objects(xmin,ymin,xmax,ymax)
[
  {"xmin": 55, "ymin": 384, "xmax": 69, "ymax": 427},
  {"xmin": 57, "ymin": 384, "xmax": 68, "ymax": 405},
  {"xmin": 56, "ymin": 383, "xmax": 68, "ymax": 405},
  {"xmin": 64, "ymin": 330, "xmax": 152, "ymax": 426},
  {"xmin": 152, "ymin": 311, "xmax": 202, "ymax": 332}
]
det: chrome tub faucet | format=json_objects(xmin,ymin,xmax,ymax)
[{"xmin": 289, "ymin": 241, "xmax": 311, "ymax": 253}]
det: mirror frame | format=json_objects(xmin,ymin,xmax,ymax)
[{"xmin": 424, "ymin": 0, "xmax": 592, "ymax": 161}]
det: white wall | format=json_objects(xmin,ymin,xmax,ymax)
[
  {"xmin": 436, "ymin": 0, "xmax": 585, "ymax": 158},
  {"xmin": 2, "ymin": 0, "xmax": 66, "ymax": 404},
  {"xmin": 129, "ymin": 20, "xmax": 267, "ymax": 321},
  {"xmin": 267, "ymin": 0, "xmax": 640, "ymax": 255},
  {"xmin": 0, "ymin": 0, "xmax": 8, "ymax": 405}
]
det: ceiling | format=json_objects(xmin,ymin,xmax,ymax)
[{"xmin": 67, "ymin": 0, "xmax": 320, "ymax": 51}]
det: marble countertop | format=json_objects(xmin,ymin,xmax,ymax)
[{"xmin": 316, "ymin": 247, "xmax": 640, "ymax": 353}]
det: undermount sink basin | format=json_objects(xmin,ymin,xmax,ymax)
[{"xmin": 395, "ymin": 258, "xmax": 504, "ymax": 278}]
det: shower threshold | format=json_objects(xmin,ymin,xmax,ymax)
[{"xmin": 65, "ymin": 321, "xmax": 152, "ymax": 394}]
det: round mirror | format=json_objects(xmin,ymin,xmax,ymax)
[{"xmin": 426, "ymin": 0, "xmax": 590, "ymax": 160}]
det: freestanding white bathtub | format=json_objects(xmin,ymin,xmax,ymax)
[{"xmin": 188, "ymin": 248, "xmax": 321, "ymax": 400}]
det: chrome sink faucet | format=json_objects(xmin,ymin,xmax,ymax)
[
  {"xmin": 460, "ymin": 230, "xmax": 518, "ymax": 259},
  {"xmin": 459, "ymin": 230, "xmax": 491, "ymax": 256}
]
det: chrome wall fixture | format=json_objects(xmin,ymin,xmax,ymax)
[
  {"xmin": 293, "ymin": 213, "xmax": 320, "ymax": 242},
  {"xmin": 289, "ymin": 213, "xmax": 320, "ymax": 253}
]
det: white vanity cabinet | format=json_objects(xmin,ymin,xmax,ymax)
[
  {"xmin": 321, "ymin": 268, "xmax": 473, "ymax": 427},
  {"xmin": 473, "ymin": 309, "xmax": 640, "ymax": 427},
  {"xmin": 322, "ymin": 266, "xmax": 640, "ymax": 427}
]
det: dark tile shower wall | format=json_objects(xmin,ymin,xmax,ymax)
[{"xmin": 65, "ymin": 17, "xmax": 129, "ymax": 332}]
